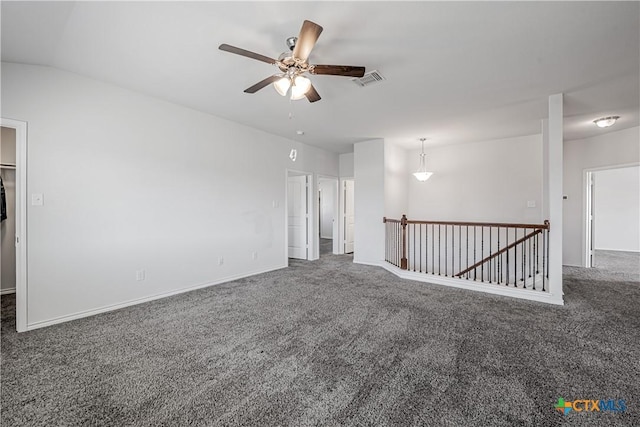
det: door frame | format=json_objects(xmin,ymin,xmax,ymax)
[
  {"xmin": 582, "ymin": 162, "xmax": 639, "ymax": 267},
  {"xmin": 317, "ymin": 175, "xmax": 339, "ymax": 255},
  {"xmin": 340, "ymin": 177, "xmax": 354, "ymax": 255},
  {"xmin": 1, "ymin": 118, "xmax": 28, "ymax": 332},
  {"xmin": 285, "ymin": 169, "xmax": 314, "ymax": 264}
]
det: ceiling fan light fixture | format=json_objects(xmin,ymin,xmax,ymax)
[
  {"xmin": 290, "ymin": 75, "xmax": 312, "ymax": 100},
  {"xmin": 593, "ymin": 116, "xmax": 620, "ymax": 128},
  {"xmin": 273, "ymin": 76, "xmax": 291, "ymax": 96}
]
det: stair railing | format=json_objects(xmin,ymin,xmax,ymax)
[{"xmin": 383, "ymin": 216, "xmax": 550, "ymax": 291}]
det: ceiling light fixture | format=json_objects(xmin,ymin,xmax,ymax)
[
  {"xmin": 273, "ymin": 74, "xmax": 312, "ymax": 100},
  {"xmin": 274, "ymin": 76, "xmax": 291, "ymax": 96},
  {"xmin": 593, "ymin": 116, "xmax": 620, "ymax": 128},
  {"xmin": 290, "ymin": 75, "xmax": 312, "ymax": 100},
  {"xmin": 413, "ymin": 138, "xmax": 433, "ymax": 182}
]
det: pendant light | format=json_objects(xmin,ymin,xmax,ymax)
[{"xmin": 413, "ymin": 138, "xmax": 433, "ymax": 182}]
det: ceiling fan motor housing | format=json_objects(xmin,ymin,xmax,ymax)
[{"xmin": 286, "ymin": 37, "xmax": 297, "ymax": 51}]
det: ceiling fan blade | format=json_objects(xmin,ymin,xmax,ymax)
[
  {"xmin": 305, "ymin": 84, "xmax": 321, "ymax": 103},
  {"xmin": 219, "ymin": 44, "xmax": 276, "ymax": 65},
  {"xmin": 244, "ymin": 75, "xmax": 281, "ymax": 93},
  {"xmin": 311, "ymin": 65, "xmax": 366, "ymax": 78},
  {"xmin": 292, "ymin": 20, "xmax": 323, "ymax": 63}
]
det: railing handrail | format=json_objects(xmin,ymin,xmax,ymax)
[
  {"xmin": 384, "ymin": 217, "xmax": 549, "ymax": 230},
  {"xmin": 382, "ymin": 217, "xmax": 402, "ymax": 223},
  {"xmin": 455, "ymin": 228, "xmax": 542, "ymax": 277},
  {"xmin": 384, "ymin": 214, "xmax": 550, "ymax": 292}
]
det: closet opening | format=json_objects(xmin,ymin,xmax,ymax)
[{"xmin": 1, "ymin": 118, "xmax": 27, "ymax": 332}]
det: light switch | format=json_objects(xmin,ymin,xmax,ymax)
[{"xmin": 31, "ymin": 193, "xmax": 44, "ymax": 206}]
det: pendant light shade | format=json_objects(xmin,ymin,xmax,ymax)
[
  {"xmin": 414, "ymin": 138, "xmax": 433, "ymax": 181},
  {"xmin": 273, "ymin": 76, "xmax": 291, "ymax": 96},
  {"xmin": 290, "ymin": 75, "xmax": 312, "ymax": 100}
]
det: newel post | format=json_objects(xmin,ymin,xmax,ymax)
[{"xmin": 400, "ymin": 214, "xmax": 408, "ymax": 270}]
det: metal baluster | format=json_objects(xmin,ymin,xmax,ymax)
[
  {"xmin": 419, "ymin": 224, "xmax": 422, "ymax": 273},
  {"xmin": 473, "ymin": 227, "xmax": 477, "ymax": 281},
  {"xmin": 529, "ymin": 232, "xmax": 533, "ymax": 283},
  {"xmin": 544, "ymin": 228, "xmax": 549, "ymax": 291},
  {"xmin": 506, "ymin": 229, "xmax": 510, "ymax": 286},
  {"xmin": 481, "ymin": 227, "xmax": 484, "ymax": 282},
  {"xmin": 532, "ymin": 232, "xmax": 537, "ymax": 290},
  {"xmin": 444, "ymin": 225, "xmax": 448, "ymax": 276},
  {"xmin": 425, "ymin": 223, "xmax": 429, "ymax": 274},
  {"xmin": 514, "ymin": 229, "xmax": 517, "ymax": 287},
  {"xmin": 466, "ymin": 226, "xmax": 469, "ymax": 280},
  {"xmin": 489, "ymin": 227, "xmax": 493, "ymax": 283},
  {"xmin": 520, "ymin": 228, "xmax": 527, "ymax": 288},
  {"xmin": 431, "ymin": 224, "xmax": 435, "ymax": 275},
  {"xmin": 496, "ymin": 227, "xmax": 500, "ymax": 283},
  {"xmin": 414, "ymin": 224, "xmax": 418, "ymax": 271},
  {"xmin": 458, "ymin": 225, "xmax": 462, "ymax": 276},
  {"xmin": 438, "ymin": 225, "xmax": 441, "ymax": 275}
]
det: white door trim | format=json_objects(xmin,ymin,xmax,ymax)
[
  {"xmin": 582, "ymin": 162, "xmax": 640, "ymax": 268},
  {"xmin": 286, "ymin": 169, "xmax": 314, "ymax": 264},
  {"xmin": 1, "ymin": 118, "xmax": 28, "ymax": 332},
  {"xmin": 341, "ymin": 177, "xmax": 355, "ymax": 254}
]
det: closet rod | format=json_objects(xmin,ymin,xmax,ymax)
[{"xmin": 1, "ymin": 163, "xmax": 16, "ymax": 170}]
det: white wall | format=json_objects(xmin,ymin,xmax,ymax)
[
  {"xmin": 2, "ymin": 62, "xmax": 338, "ymax": 327},
  {"xmin": 339, "ymin": 152, "xmax": 354, "ymax": 178},
  {"xmin": 353, "ymin": 139, "xmax": 385, "ymax": 264},
  {"xmin": 594, "ymin": 166, "xmax": 640, "ymax": 252},
  {"xmin": 408, "ymin": 134, "xmax": 543, "ymax": 223},
  {"xmin": 384, "ymin": 142, "xmax": 409, "ymax": 219},
  {"xmin": 563, "ymin": 126, "xmax": 640, "ymax": 266}
]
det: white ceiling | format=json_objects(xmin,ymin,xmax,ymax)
[{"xmin": 2, "ymin": 1, "xmax": 638, "ymax": 153}]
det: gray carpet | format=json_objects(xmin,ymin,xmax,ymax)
[
  {"xmin": 2, "ymin": 254, "xmax": 640, "ymax": 426},
  {"xmin": 319, "ymin": 238, "xmax": 332, "ymax": 256},
  {"xmin": 594, "ymin": 249, "xmax": 640, "ymax": 278}
]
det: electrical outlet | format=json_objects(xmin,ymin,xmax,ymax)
[
  {"xmin": 218, "ymin": 256, "xmax": 224, "ymax": 266},
  {"xmin": 252, "ymin": 252, "xmax": 258, "ymax": 261},
  {"xmin": 136, "ymin": 270, "xmax": 145, "ymax": 281},
  {"xmin": 527, "ymin": 200, "xmax": 536, "ymax": 208}
]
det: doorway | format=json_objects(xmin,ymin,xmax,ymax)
[
  {"xmin": 585, "ymin": 164, "xmax": 640, "ymax": 272},
  {"xmin": 1, "ymin": 118, "xmax": 27, "ymax": 332},
  {"xmin": 318, "ymin": 176, "xmax": 339, "ymax": 257},
  {"xmin": 287, "ymin": 170, "xmax": 312, "ymax": 260}
]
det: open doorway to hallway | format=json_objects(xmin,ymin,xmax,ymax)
[
  {"xmin": 585, "ymin": 165, "xmax": 640, "ymax": 276},
  {"xmin": 318, "ymin": 176, "xmax": 338, "ymax": 257}
]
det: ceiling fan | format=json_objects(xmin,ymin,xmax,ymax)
[{"xmin": 219, "ymin": 20, "xmax": 366, "ymax": 103}]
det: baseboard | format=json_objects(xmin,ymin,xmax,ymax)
[
  {"xmin": 355, "ymin": 260, "xmax": 564, "ymax": 306},
  {"xmin": 594, "ymin": 248, "xmax": 640, "ymax": 253},
  {"xmin": 0, "ymin": 287, "xmax": 16, "ymax": 295},
  {"xmin": 25, "ymin": 265, "xmax": 288, "ymax": 331}
]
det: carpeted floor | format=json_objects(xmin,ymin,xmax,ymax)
[
  {"xmin": 319, "ymin": 238, "xmax": 332, "ymax": 256},
  {"xmin": 594, "ymin": 250, "xmax": 640, "ymax": 278},
  {"xmin": 2, "ymin": 254, "xmax": 639, "ymax": 426}
]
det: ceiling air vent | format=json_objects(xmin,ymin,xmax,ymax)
[{"xmin": 351, "ymin": 70, "xmax": 386, "ymax": 87}]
